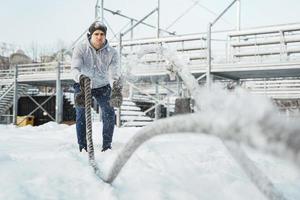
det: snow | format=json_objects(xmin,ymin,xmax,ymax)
[
  {"xmin": 0, "ymin": 119, "xmax": 299, "ymax": 200},
  {"xmin": 1, "ymin": 66, "xmax": 300, "ymax": 200}
]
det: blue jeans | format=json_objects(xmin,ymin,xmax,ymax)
[{"xmin": 74, "ymin": 83, "xmax": 115, "ymax": 149}]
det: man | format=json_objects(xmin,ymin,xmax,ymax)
[{"xmin": 71, "ymin": 21, "xmax": 122, "ymax": 152}]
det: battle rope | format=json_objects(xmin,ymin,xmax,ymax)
[
  {"xmin": 103, "ymin": 53, "xmax": 290, "ymax": 200},
  {"xmin": 105, "ymin": 113, "xmax": 289, "ymax": 200},
  {"xmin": 84, "ymin": 77, "xmax": 105, "ymax": 181}
]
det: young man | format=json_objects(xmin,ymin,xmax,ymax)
[{"xmin": 71, "ymin": 21, "xmax": 122, "ymax": 152}]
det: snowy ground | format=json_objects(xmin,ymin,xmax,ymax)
[{"xmin": 0, "ymin": 121, "xmax": 299, "ymax": 200}]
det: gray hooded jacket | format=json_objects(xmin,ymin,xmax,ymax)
[{"xmin": 71, "ymin": 38, "xmax": 120, "ymax": 89}]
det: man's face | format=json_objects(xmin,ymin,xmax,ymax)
[{"xmin": 91, "ymin": 30, "xmax": 106, "ymax": 49}]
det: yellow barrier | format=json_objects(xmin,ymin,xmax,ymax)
[{"xmin": 17, "ymin": 116, "xmax": 35, "ymax": 127}]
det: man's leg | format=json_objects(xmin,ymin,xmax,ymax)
[
  {"xmin": 92, "ymin": 85, "xmax": 115, "ymax": 150},
  {"xmin": 75, "ymin": 106, "xmax": 87, "ymax": 151},
  {"xmin": 74, "ymin": 83, "xmax": 87, "ymax": 152}
]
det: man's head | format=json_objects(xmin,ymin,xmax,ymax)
[{"xmin": 88, "ymin": 21, "xmax": 107, "ymax": 49}]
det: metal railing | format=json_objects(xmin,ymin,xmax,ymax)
[
  {"xmin": 228, "ymin": 24, "xmax": 300, "ymax": 63},
  {"xmin": 0, "ymin": 69, "xmax": 14, "ymax": 85},
  {"xmin": 0, "ymin": 23, "xmax": 299, "ymax": 82},
  {"xmin": 0, "ymin": 62, "xmax": 72, "ymax": 83},
  {"xmin": 242, "ymin": 78, "xmax": 300, "ymax": 99},
  {"xmin": 0, "ymin": 83, "xmax": 14, "ymax": 102}
]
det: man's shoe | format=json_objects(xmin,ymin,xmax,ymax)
[
  {"xmin": 101, "ymin": 145, "xmax": 112, "ymax": 152},
  {"xmin": 79, "ymin": 146, "xmax": 87, "ymax": 152}
]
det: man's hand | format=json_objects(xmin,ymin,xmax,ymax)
[
  {"xmin": 109, "ymin": 78, "xmax": 123, "ymax": 108},
  {"xmin": 75, "ymin": 92, "xmax": 85, "ymax": 107},
  {"xmin": 75, "ymin": 74, "xmax": 90, "ymax": 107},
  {"xmin": 79, "ymin": 74, "xmax": 90, "ymax": 90}
]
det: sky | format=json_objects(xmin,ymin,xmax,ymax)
[{"xmin": 0, "ymin": 0, "xmax": 300, "ymax": 55}]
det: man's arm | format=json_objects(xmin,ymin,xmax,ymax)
[
  {"xmin": 109, "ymin": 49, "xmax": 123, "ymax": 107},
  {"xmin": 71, "ymin": 46, "xmax": 84, "ymax": 82},
  {"xmin": 109, "ymin": 49, "xmax": 121, "ymax": 81}
]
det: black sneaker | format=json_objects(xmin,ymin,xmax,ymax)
[
  {"xmin": 101, "ymin": 145, "xmax": 112, "ymax": 152},
  {"xmin": 79, "ymin": 146, "xmax": 87, "ymax": 152}
]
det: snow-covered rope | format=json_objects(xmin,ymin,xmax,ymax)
[
  {"xmin": 225, "ymin": 141, "xmax": 287, "ymax": 200},
  {"xmin": 105, "ymin": 111, "xmax": 298, "ymax": 199},
  {"xmin": 162, "ymin": 50, "xmax": 287, "ymax": 200},
  {"xmin": 166, "ymin": 50, "xmax": 288, "ymax": 200},
  {"xmin": 103, "ymin": 47, "xmax": 297, "ymax": 199}
]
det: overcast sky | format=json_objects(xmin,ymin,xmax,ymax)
[{"xmin": 1, "ymin": 0, "xmax": 300, "ymax": 54}]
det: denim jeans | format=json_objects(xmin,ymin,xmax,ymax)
[{"xmin": 74, "ymin": 83, "xmax": 115, "ymax": 149}]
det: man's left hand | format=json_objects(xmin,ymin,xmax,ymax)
[{"xmin": 109, "ymin": 78, "xmax": 123, "ymax": 107}]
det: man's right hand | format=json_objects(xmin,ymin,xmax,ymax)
[
  {"xmin": 79, "ymin": 74, "xmax": 90, "ymax": 91},
  {"xmin": 75, "ymin": 92, "xmax": 85, "ymax": 107},
  {"xmin": 74, "ymin": 75, "xmax": 90, "ymax": 107},
  {"xmin": 79, "ymin": 74, "xmax": 90, "ymax": 84}
]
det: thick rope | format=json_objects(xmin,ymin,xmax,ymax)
[
  {"xmin": 84, "ymin": 78, "xmax": 104, "ymax": 180},
  {"xmin": 164, "ymin": 52, "xmax": 287, "ymax": 200},
  {"xmin": 103, "ymin": 52, "xmax": 291, "ymax": 200},
  {"xmin": 105, "ymin": 113, "xmax": 291, "ymax": 200}
]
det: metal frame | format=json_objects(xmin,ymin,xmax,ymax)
[
  {"xmin": 55, "ymin": 61, "xmax": 63, "ymax": 123},
  {"xmin": 15, "ymin": 94, "xmax": 56, "ymax": 126},
  {"xmin": 0, "ymin": 20, "xmax": 300, "ymax": 123},
  {"xmin": 13, "ymin": 65, "xmax": 18, "ymax": 125},
  {"xmin": 11, "ymin": 62, "xmax": 63, "ymax": 125},
  {"xmin": 207, "ymin": 0, "xmax": 239, "ymax": 88}
]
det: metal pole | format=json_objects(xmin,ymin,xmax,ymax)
[
  {"xmin": 55, "ymin": 61, "xmax": 63, "ymax": 123},
  {"xmin": 206, "ymin": 23, "xmax": 212, "ymax": 88},
  {"xmin": 155, "ymin": 0, "xmax": 161, "ymax": 119},
  {"xmin": 129, "ymin": 84, "xmax": 133, "ymax": 100},
  {"xmin": 104, "ymin": 8, "xmax": 175, "ymax": 35},
  {"xmin": 118, "ymin": 33, "xmax": 122, "ymax": 76},
  {"xmin": 116, "ymin": 33, "xmax": 122, "ymax": 127},
  {"xmin": 130, "ymin": 19, "xmax": 134, "ymax": 51},
  {"xmin": 157, "ymin": 0, "xmax": 160, "ymax": 38},
  {"xmin": 237, "ymin": 0, "xmax": 241, "ymax": 31},
  {"xmin": 95, "ymin": 0, "xmax": 99, "ymax": 19},
  {"xmin": 122, "ymin": 8, "xmax": 158, "ymax": 36},
  {"xmin": 207, "ymin": 0, "xmax": 238, "ymax": 88},
  {"xmin": 13, "ymin": 65, "xmax": 18, "ymax": 125},
  {"xmin": 155, "ymin": 83, "xmax": 160, "ymax": 120},
  {"xmin": 166, "ymin": 96, "xmax": 170, "ymax": 117},
  {"xmin": 95, "ymin": 0, "xmax": 104, "ymax": 21},
  {"xmin": 101, "ymin": 0, "xmax": 104, "ymax": 22},
  {"xmin": 130, "ymin": 19, "xmax": 134, "ymax": 41},
  {"xmin": 177, "ymin": 76, "xmax": 180, "ymax": 96},
  {"xmin": 211, "ymin": 0, "xmax": 237, "ymax": 26}
]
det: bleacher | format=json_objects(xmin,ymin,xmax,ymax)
[{"xmin": 228, "ymin": 24, "xmax": 300, "ymax": 62}]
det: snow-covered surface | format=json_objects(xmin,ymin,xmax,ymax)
[
  {"xmin": 1, "ymin": 74, "xmax": 300, "ymax": 199},
  {"xmin": 0, "ymin": 121, "xmax": 299, "ymax": 200}
]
